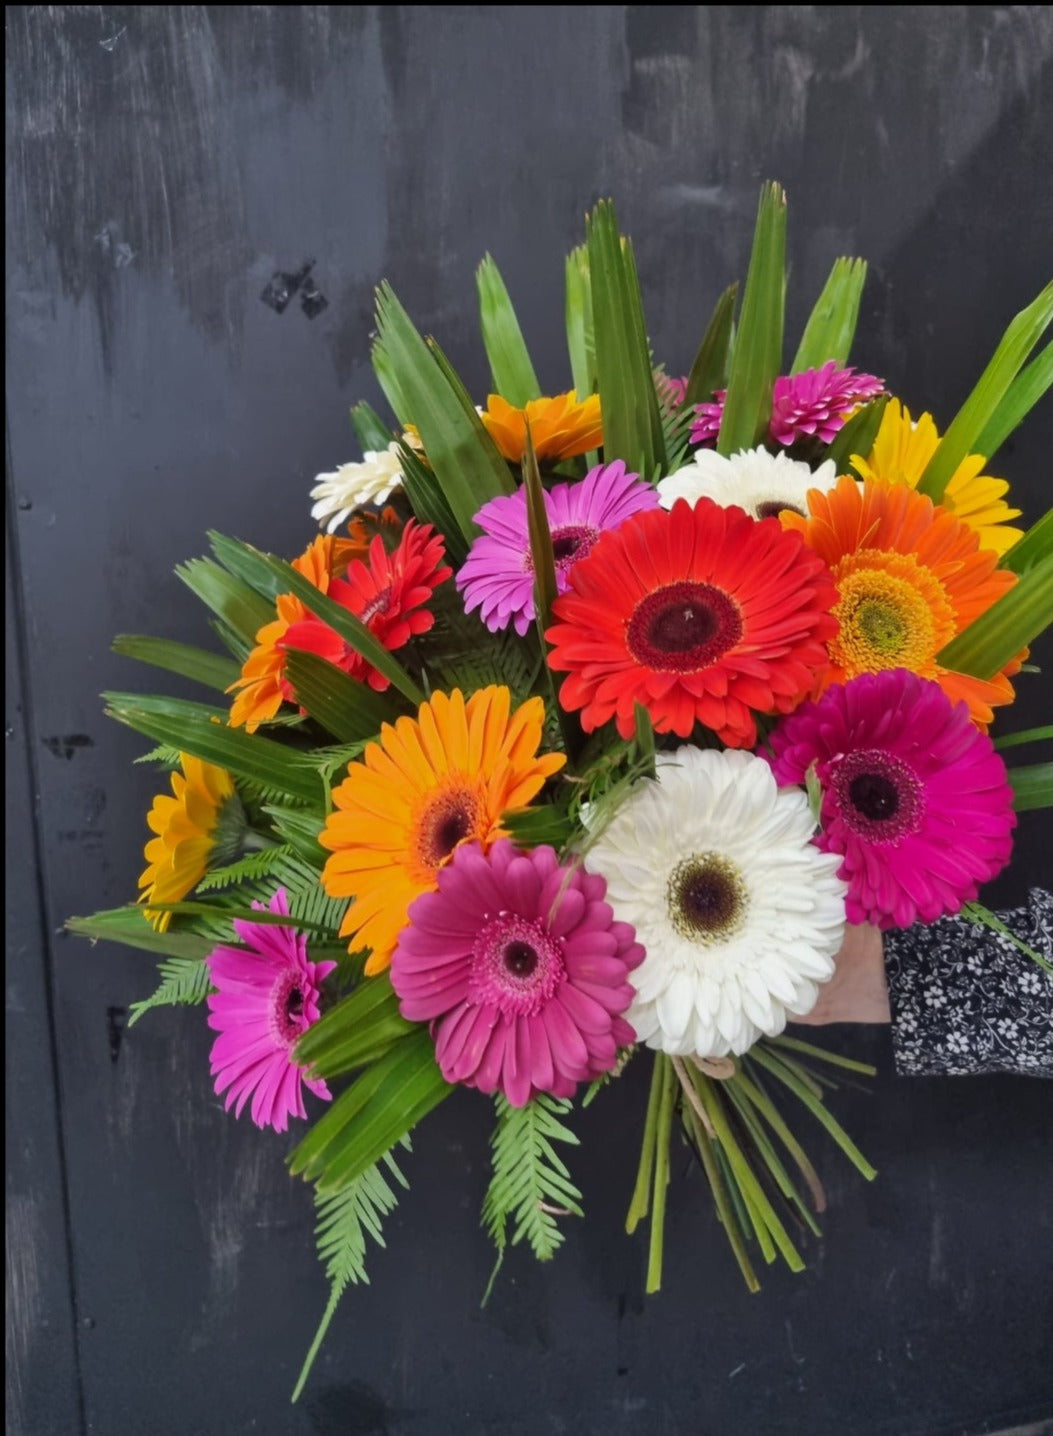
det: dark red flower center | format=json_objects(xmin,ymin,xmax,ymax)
[
  {"xmin": 834, "ymin": 749, "xmax": 923, "ymax": 844},
  {"xmin": 269, "ymin": 970, "xmax": 311, "ymax": 1049},
  {"xmin": 415, "ymin": 788, "xmax": 481, "ymax": 870},
  {"xmin": 468, "ymin": 914, "xmax": 565, "ymax": 1017},
  {"xmin": 626, "ymin": 581, "xmax": 743, "ymax": 673},
  {"xmin": 667, "ymin": 853, "xmax": 748, "ymax": 941},
  {"xmin": 359, "ymin": 585, "xmax": 393, "ymax": 625},
  {"xmin": 755, "ymin": 500, "xmax": 804, "ymax": 519}
]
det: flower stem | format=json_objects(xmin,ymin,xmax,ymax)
[
  {"xmin": 681, "ymin": 1102, "xmax": 760, "ymax": 1292},
  {"xmin": 626, "ymin": 1053, "xmax": 664, "ymax": 1234},
  {"xmin": 645, "ymin": 1055, "xmax": 676, "ymax": 1293},
  {"xmin": 749, "ymin": 1047, "xmax": 878, "ymax": 1181}
]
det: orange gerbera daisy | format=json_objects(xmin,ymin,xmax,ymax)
[
  {"xmin": 782, "ymin": 476, "xmax": 1020, "ymax": 725},
  {"xmin": 228, "ymin": 535, "xmax": 337, "ymax": 732},
  {"xmin": 338, "ymin": 504, "xmax": 403, "ymax": 564},
  {"xmin": 545, "ymin": 498, "xmax": 839, "ymax": 747},
  {"xmin": 319, "ymin": 687, "xmax": 565, "ymax": 972},
  {"xmin": 853, "ymin": 399, "xmax": 1023, "ymax": 556},
  {"xmin": 139, "ymin": 754, "xmax": 237, "ymax": 929},
  {"xmin": 481, "ymin": 390, "xmax": 603, "ymax": 463}
]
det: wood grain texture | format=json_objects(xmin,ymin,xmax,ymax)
[{"xmin": 6, "ymin": 7, "xmax": 1053, "ymax": 1434}]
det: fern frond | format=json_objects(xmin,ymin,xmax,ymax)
[
  {"xmin": 133, "ymin": 743, "xmax": 182, "ymax": 768},
  {"xmin": 195, "ymin": 845, "xmax": 296, "ymax": 891},
  {"xmin": 425, "ymin": 586, "xmax": 543, "ymax": 703},
  {"xmin": 128, "ymin": 957, "xmax": 212, "ymax": 1026},
  {"xmin": 481, "ymin": 1093, "xmax": 583, "ymax": 1284},
  {"xmin": 292, "ymin": 1145, "xmax": 409, "ymax": 1402},
  {"xmin": 655, "ymin": 366, "xmax": 697, "ymax": 474}
]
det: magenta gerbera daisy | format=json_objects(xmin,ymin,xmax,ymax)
[
  {"xmin": 690, "ymin": 364, "xmax": 884, "ymax": 450},
  {"xmin": 767, "ymin": 669, "xmax": 1016, "ymax": 929},
  {"xmin": 390, "ymin": 839, "xmax": 644, "ymax": 1107},
  {"xmin": 206, "ymin": 888, "xmax": 337, "ymax": 1132},
  {"xmin": 456, "ymin": 460, "xmax": 659, "ymax": 636}
]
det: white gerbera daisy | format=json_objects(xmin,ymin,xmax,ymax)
[
  {"xmin": 657, "ymin": 446, "xmax": 839, "ymax": 521},
  {"xmin": 585, "ymin": 747, "xmax": 846, "ymax": 1058},
  {"xmin": 309, "ymin": 442, "xmax": 404, "ymax": 533}
]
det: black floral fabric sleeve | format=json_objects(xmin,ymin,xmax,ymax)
[{"xmin": 882, "ymin": 889, "xmax": 1053, "ymax": 1077}]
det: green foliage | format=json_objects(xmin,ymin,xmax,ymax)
[
  {"xmin": 66, "ymin": 907, "xmax": 216, "ymax": 960},
  {"xmin": 565, "ymin": 245, "xmax": 596, "ymax": 402},
  {"xmin": 481, "ymin": 1094, "xmax": 583, "ymax": 1282},
  {"xmin": 289, "ymin": 1029, "xmax": 451, "ymax": 1193},
  {"xmin": 128, "ymin": 957, "xmax": 212, "ymax": 1026},
  {"xmin": 656, "ymin": 368, "xmax": 697, "ymax": 474},
  {"xmin": 195, "ymin": 845, "xmax": 297, "ymax": 891},
  {"xmin": 684, "ymin": 283, "xmax": 738, "ymax": 410},
  {"xmin": 373, "ymin": 282, "xmax": 514, "ymax": 544},
  {"xmin": 917, "ymin": 280, "xmax": 1053, "ymax": 501},
  {"xmin": 133, "ymin": 743, "xmax": 182, "ymax": 768},
  {"xmin": 350, "ymin": 400, "xmax": 395, "ymax": 454},
  {"xmin": 283, "ymin": 649, "xmax": 403, "ymax": 745},
  {"xmin": 103, "ymin": 692, "xmax": 325, "ymax": 805},
  {"xmin": 175, "ymin": 556, "xmax": 274, "ymax": 650},
  {"xmin": 718, "ymin": 182, "xmax": 787, "ymax": 456},
  {"xmin": 477, "ymin": 255, "xmax": 541, "ymax": 406},
  {"xmin": 961, "ymin": 901, "xmax": 1053, "ymax": 975},
  {"xmin": 791, "ymin": 257, "xmax": 867, "ymax": 373},
  {"xmin": 395, "ymin": 436, "xmax": 467, "ymax": 563},
  {"xmin": 1000, "ymin": 507, "xmax": 1053, "ymax": 576},
  {"xmin": 291, "ymin": 1146, "xmax": 409, "ymax": 1403},
  {"xmin": 974, "ymin": 341, "xmax": 1053, "ymax": 462},
  {"xmin": 424, "ymin": 585, "xmax": 541, "ymax": 702},
  {"xmin": 295, "ymin": 973, "xmax": 414, "ymax": 1080},
  {"xmin": 825, "ymin": 395, "xmax": 889, "ymax": 474},
  {"xmin": 936, "ymin": 554, "xmax": 1053, "ymax": 679},
  {"xmin": 112, "ymin": 635, "xmax": 240, "ymax": 693},
  {"xmin": 586, "ymin": 200, "xmax": 667, "ymax": 477},
  {"xmin": 1007, "ymin": 760, "xmax": 1053, "ymax": 812}
]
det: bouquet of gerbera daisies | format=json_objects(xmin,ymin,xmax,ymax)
[{"xmin": 71, "ymin": 182, "xmax": 1053, "ymax": 1398}]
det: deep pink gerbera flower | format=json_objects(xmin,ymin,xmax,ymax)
[
  {"xmin": 206, "ymin": 887, "xmax": 336, "ymax": 1132},
  {"xmin": 767, "ymin": 669, "xmax": 1015, "ymax": 928},
  {"xmin": 690, "ymin": 364, "xmax": 884, "ymax": 450},
  {"xmin": 390, "ymin": 839, "xmax": 644, "ymax": 1106},
  {"xmin": 456, "ymin": 460, "xmax": 659, "ymax": 635}
]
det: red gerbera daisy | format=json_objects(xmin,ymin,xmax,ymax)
[
  {"xmin": 283, "ymin": 519, "xmax": 451, "ymax": 691},
  {"xmin": 546, "ymin": 498, "xmax": 838, "ymax": 746}
]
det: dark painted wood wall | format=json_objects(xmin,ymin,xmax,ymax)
[{"xmin": 6, "ymin": 8, "xmax": 1053, "ymax": 1435}]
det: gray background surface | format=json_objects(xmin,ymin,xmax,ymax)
[{"xmin": 6, "ymin": 7, "xmax": 1053, "ymax": 1435}]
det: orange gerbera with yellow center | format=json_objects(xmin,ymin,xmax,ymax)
[
  {"xmin": 139, "ymin": 754, "xmax": 237, "ymax": 930},
  {"xmin": 319, "ymin": 687, "xmax": 565, "ymax": 973},
  {"xmin": 782, "ymin": 476, "xmax": 1020, "ymax": 726},
  {"xmin": 228, "ymin": 535, "xmax": 342, "ymax": 732},
  {"xmin": 853, "ymin": 399, "xmax": 1023, "ymax": 556},
  {"xmin": 481, "ymin": 391, "xmax": 603, "ymax": 463}
]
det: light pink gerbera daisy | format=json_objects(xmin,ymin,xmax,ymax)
[
  {"xmin": 206, "ymin": 887, "xmax": 336, "ymax": 1132},
  {"xmin": 390, "ymin": 839, "xmax": 644, "ymax": 1106},
  {"xmin": 690, "ymin": 364, "xmax": 884, "ymax": 450},
  {"xmin": 766, "ymin": 669, "xmax": 1016, "ymax": 929},
  {"xmin": 455, "ymin": 460, "xmax": 659, "ymax": 636}
]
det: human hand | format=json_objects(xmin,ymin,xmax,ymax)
[{"xmin": 793, "ymin": 922, "xmax": 892, "ymax": 1025}]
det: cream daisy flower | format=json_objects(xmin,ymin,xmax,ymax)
[
  {"xmin": 657, "ymin": 446, "xmax": 839, "ymax": 521},
  {"xmin": 309, "ymin": 443, "xmax": 404, "ymax": 533},
  {"xmin": 584, "ymin": 747, "xmax": 846, "ymax": 1057}
]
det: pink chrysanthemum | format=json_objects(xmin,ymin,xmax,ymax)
[
  {"xmin": 767, "ymin": 670, "xmax": 1015, "ymax": 929},
  {"xmin": 456, "ymin": 460, "xmax": 659, "ymax": 635},
  {"xmin": 206, "ymin": 888, "xmax": 336, "ymax": 1132},
  {"xmin": 690, "ymin": 364, "xmax": 884, "ymax": 450},
  {"xmin": 769, "ymin": 363, "xmax": 884, "ymax": 447},
  {"xmin": 390, "ymin": 839, "xmax": 644, "ymax": 1106},
  {"xmin": 690, "ymin": 389, "xmax": 725, "ymax": 447}
]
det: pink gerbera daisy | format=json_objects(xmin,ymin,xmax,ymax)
[
  {"xmin": 206, "ymin": 888, "xmax": 336, "ymax": 1132},
  {"xmin": 690, "ymin": 364, "xmax": 884, "ymax": 450},
  {"xmin": 456, "ymin": 460, "xmax": 659, "ymax": 636},
  {"xmin": 390, "ymin": 839, "xmax": 644, "ymax": 1106},
  {"xmin": 766, "ymin": 669, "xmax": 1016, "ymax": 928}
]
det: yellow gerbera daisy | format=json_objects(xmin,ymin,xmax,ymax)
[
  {"xmin": 138, "ymin": 754, "xmax": 237, "ymax": 930},
  {"xmin": 853, "ymin": 399, "xmax": 1023, "ymax": 556},
  {"xmin": 319, "ymin": 686, "xmax": 566, "ymax": 973},
  {"xmin": 481, "ymin": 391, "xmax": 603, "ymax": 464}
]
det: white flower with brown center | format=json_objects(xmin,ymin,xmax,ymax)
[
  {"xmin": 309, "ymin": 442, "xmax": 404, "ymax": 533},
  {"xmin": 657, "ymin": 446, "xmax": 839, "ymax": 522},
  {"xmin": 584, "ymin": 746, "xmax": 846, "ymax": 1057}
]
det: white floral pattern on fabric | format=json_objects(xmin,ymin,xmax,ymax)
[
  {"xmin": 309, "ymin": 443, "xmax": 404, "ymax": 533},
  {"xmin": 883, "ymin": 889, "xmax": 1053, "ymax": 1077}
]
